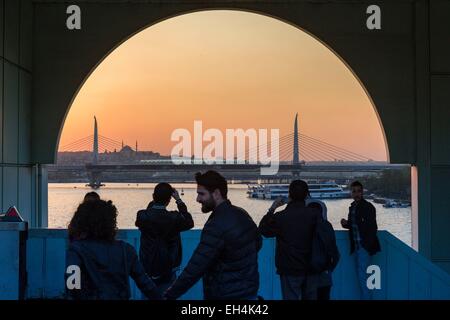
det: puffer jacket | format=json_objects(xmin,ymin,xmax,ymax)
[{"xmin": 165, "ymin": 200, "xmax": 262, "ymax": 300}]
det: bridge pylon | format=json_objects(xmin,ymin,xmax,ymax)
[
  {"xmin": 292, "ymin": 113, "xmax": 302, "ymax": 178},
  {"xmin": 87, "ymin": 116, "xmax": 104, "ymax": 189}
]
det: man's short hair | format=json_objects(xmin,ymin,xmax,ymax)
[
  {"xmin": 195, "ymin": 171, "xmax": 228, "ymax": 198},
  {"xmin": 153, "ymin": 182, "xmax": 173, "ymax": 204},
  {"xmin": 289, "ymin": 180, "xmax": 309, "ymax": 201},
  {"xmin": 350, "ymin": 181, "xmax": 363, "ymax": 189}
]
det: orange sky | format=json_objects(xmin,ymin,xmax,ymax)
[{"xmin": 59, "ymin": 10, "xmax": 388, "ymax": 161}]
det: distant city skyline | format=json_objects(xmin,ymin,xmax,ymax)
[{"xmin": 59, "ymin": 10, "xmax": 388, "ymax": 161}]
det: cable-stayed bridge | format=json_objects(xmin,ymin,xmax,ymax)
[{"xmin": 54, "ymin": 116, "xmax": 403, "ymax": 186}]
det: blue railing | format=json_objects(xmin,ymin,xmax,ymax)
[{"xmin": 25, "ymin": 229, "xmax": 450, "ymax": 300}]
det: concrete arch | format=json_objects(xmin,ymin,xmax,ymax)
[{"xmin": 32, "ymin": 0, "xmax": 416, "ymax": 165}]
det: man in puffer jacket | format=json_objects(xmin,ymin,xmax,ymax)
[{"xmin": 164, "ymin": 170, "xmax": 262, "ymax": 300}]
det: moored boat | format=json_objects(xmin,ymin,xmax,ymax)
[{"xmin": 247, "ymin": 182, "xmax": 350, "ymax": 200}]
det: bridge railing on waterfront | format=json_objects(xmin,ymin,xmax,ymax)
[{"xmin": 26, "ymin": 230, "xmax": 450, "ymax": 300}]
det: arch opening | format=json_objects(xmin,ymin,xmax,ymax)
[{"xmin": 56, "ymin": 8, "xmax": 390, "ymax": 162}]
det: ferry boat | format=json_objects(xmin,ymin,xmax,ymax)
[
  {"xmin": 247, "ymin": 182, "xmax": 350, "ymax": 200},
  {"xmin": 383, "ymin": 200, "xmax": 411, "ymax": 208}
]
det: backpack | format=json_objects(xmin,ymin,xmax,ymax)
[{"xmin": 309, "ymin": 219, "xmax": 340, "ymax": 274}]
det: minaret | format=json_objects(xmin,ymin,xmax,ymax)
[
  {"xmin": 293, "ymin": 113, "xmax": 300, "ymax": 165},
  {"xmin": 135, "ymin": 140, "xmax": 138, "ymax": 153},
  {"xmin": 93, "ymin": 116, "xmax": 99, "ymax": 164}
]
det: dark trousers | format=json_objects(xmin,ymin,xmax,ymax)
[{"xmin": 280, "ymin": 274, "xmax": 318, "ymax": 300}]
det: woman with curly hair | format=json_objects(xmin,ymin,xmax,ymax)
[
  {"xmin": 65, "ymin": 199, "xmax": 161, "ymax": 300},
  {"xmin": 67, "ymin": 192, "xmax": 101, "ymax": 242}
]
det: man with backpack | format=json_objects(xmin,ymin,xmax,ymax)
[
  {"xmin": 135, "ymin": 183, "xmax": 194, "ymax": 296},
  {"xmin": 306, "ymin": 198, "xmax": 340, "ymax": 300},
  {"xmin": 259, "ymin": 180, "xmax": 322, "ymax": 300}
]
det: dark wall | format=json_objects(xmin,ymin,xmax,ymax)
[{"xmin": 428, "ymin": 0, "xmax": 450, "ymax": 272}]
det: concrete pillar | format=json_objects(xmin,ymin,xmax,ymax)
[
  {"xmin": 0, "ymin": 0, "xmax": 38, "ymax": 227},
  {"xmin": 414, "ymin": 0, "xmax": 450, "ymax": 273}
]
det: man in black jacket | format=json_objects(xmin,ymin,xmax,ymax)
[
  {"xmin": 135, "ymin": 183, "xmax": 194, "ymax": 296},
  {"xmin": 164, "ymin": 171, "xmax": 262, "ymax": 300},
  {"xmin": 341, "ymin": 180, "xmax": 381, "ymax": 300},
  {"xmin": 259, "ymin": 180, "xmax": 322, "ymax": 300}
]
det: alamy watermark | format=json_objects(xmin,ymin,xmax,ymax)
[
  {"xmin": 367, "ymin": 264, "xmax": 382, "ymax": 290},
  {"xmin": 170, "ymin": 121, "xmax": 280, "ymax": 175},
  {"xmin": 65, "ymin": 263, "xmax": 382, "ymax": 292},
  {"xmin": 66, "ymin": 5, "xmax": 81, "ymax": 30},
  {"xmin": 65, "ymin": 4, "xmax": 381, "ymax": 31},
  {"xmin": 66, "ymin": 265, "xmax": 81, "ymax": 290}
]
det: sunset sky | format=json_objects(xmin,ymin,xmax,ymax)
[{"xmin": 59, "ymin": 10, "xmax": 388, "ymax": 161}]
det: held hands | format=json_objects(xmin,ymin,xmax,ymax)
[{"xmin": 163, "ymin": 287, "xmax": 175, "ymax": 300}]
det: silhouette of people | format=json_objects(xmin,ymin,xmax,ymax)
[
  {"xmin": 164, "ymin": 171, "xmax": 262, "ymax": 300},
  {"xmin": 341, "ymin": 181, "xmax": 380, "ymax": 300},
  {"xmin": 135, "ymin": 183, "xmax": 194, "ymax": 296},
  {"xmin": 65, "ymin": 199, "xmax": 161, "ymax": 300},
  {"xmin": 259, "ymin": 180, "xmax": 322, "ymax": 300}
]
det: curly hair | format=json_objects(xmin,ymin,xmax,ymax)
[{"xmin": 68, "ymin": 199, "xmax": 118, "ymax": 242}]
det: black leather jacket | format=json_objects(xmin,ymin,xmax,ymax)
[
  {"xmin": 259, "ymin": 200, "xmax": 322, "ymax": 276},
  {"xmin": 165, "ymin": 200, "xmax": 262, "ymax": 300},
  {"xmin": 343, "ymin": 198, "xmax": 381, "ymax": 255},
  {"xmin": 65, "ymin": 239, "xmax": 161, "ymax": 300}
]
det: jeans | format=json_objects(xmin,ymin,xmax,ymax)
[
  {"xmin": 280, "ymin": 274, "xmax": 318, "ymax": 300},
  {"xmin": 354, "ymin": 247, "xmax": 371, "ymax": 300}
]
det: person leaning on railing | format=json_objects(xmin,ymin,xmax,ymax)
[
  {"xmin": 258, "ymin": 180, "xmax": 322, "ymax": 300},
  {"xmin": 341, "ymin": 180, "xmax": 381, "ymax": 300}
]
